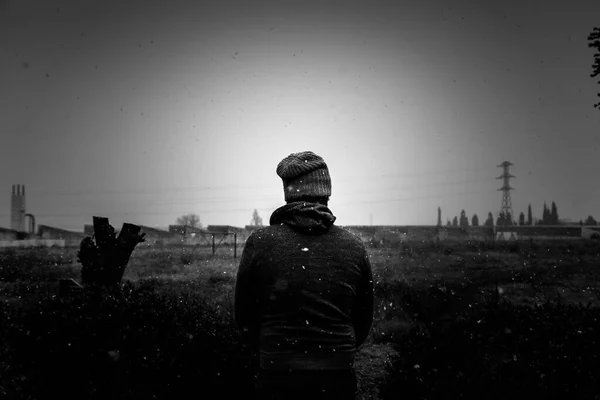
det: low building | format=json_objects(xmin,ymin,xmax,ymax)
[
  {"xmin": 138, "ymin": 225, "xmax": 182, "ymax": 246},
  {"xmin": 344, "ymin": 225, "xmax": 441, "ymax": 245},
  {"xmin": 206, "ymin": 225, "xmax": 245, "ymax": 245},
  {"xmin": 37, "ymin": 225, "xmax": 86, "ymax": 247},
  {"xmin": 244, "ymin": 225, "xmax": 265, "ymax": 232},
  {"xmin": 465, "ymin": 226, "xmax": 495, "ymax": 241},
  {"xmin": 0, "ymin": 226, "xmax": 19, "ymax": 241},
  {"xmin": 497, "ymin": 225, "xmax": 582, "ymax": 240},
  {"xmin": 207, "ymin": 225, "xmax": 244, "ymax": 234},
  {"xmin": 168, "ymin": 225, "xmax": 211, "ymax": 245},
  {"xmin": 168, "ymin": 225, "xmax": 207, "ymax": 237}
]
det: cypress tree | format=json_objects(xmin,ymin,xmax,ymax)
[
  {"xmin": 551, "ymin": 201, "xmax": 559, "ymax": 225},
  {"xmin": 484, "ymin": 212, "xmax": 494, "ymax": 227},
  {"xmin": 542, "ymin": 202, "xmax": 549, "ymax": 225},
  {"xmin": 459, "ymin": 210, "xmax": 469, "ymax": 227}
]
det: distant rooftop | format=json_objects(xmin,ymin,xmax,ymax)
[
  {"xmin": 0, "ymin": 226, "xmax": 20, "ymax": 234},
  {"xmin": 207, "ymin": 225, "xmax": 244, "ymax": 234}
]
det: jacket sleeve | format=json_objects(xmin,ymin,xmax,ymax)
[
  {"xmin": 234, "ymin": 233, "xmax": 260, "ymax": 348},
  {"xmin": 354, "ymin": 247, "xmax": 374, "ymax": 349}
]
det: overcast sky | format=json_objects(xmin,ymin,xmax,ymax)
[{"xmin": 1, "ymin": 0, "xmax": 599, "ymax": 231}]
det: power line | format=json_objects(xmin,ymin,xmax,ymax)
[
  {"xmin": 19, "ymin": 175, "xmax": 492, "ymax": 204},
  {"xmin": 19, "ymin": 167, "xmax": 494, "ymax": 198},
  {"xmin": 7, "ymin": 181, "xmax": 489, "ymax": 212},
  {"xmin": 2, "ymin": 188, "xmax": 489, "ymax": 219},
  {"xmin": 1, "ymin": 170, "xmax": 498, "ymax": 222},
  {"xmin": 336, "ymin": 166, "xmax": 491, "ymax": 182},
  {"xmin": 339, "ymin": 177, "xmax": 492, "ymax": 196},
  {"xmin": 336, "ymin": 189, "xmax": 487, "ymax": 206},
  {"xmin": 128, "ymin": 179, "xmax": 488, "ymax": 207}
]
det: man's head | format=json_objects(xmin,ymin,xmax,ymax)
[{"xmin": 276, "ymin": 151, "xmax": 331, "ymax": 204}]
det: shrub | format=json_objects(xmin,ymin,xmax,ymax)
[
  {"xmin": 180, "ymin": 251, "xmax": 194, "ymax": 265},
  {"xmin": 0, "ymin": 279, "xmax": 255, "ymax": 400},
  {"xmin": 380, "ymin": 299, "xmax": 600, "ymax": 399}
]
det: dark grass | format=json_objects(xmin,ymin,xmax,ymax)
[
  {"xmin": 0, "ymin": 278, "xmax": 253, "ymax": 400},
  {"xmin": 0, "ymin": 248, "xmax": 79, "ymax": 283},
  {"xmin": 380, "ymin": 299, "xmax": 600, "ymax": 400},
  {"xmin": 369, "ymin": 239, "xmax": 600, "ymax": 399},
  {"xmin": 1, "ymin": 239, "xmax": 600, "ymax": 399}
]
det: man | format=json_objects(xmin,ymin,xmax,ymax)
[{"xmin": 234, "ymin": 151, "xmax": 374, "ymax": 400}]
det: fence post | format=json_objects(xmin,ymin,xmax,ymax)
[{"xmin": 234, "ymin": 233, "xmax": 237, "ymax": 259}]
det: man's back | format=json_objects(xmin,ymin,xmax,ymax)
[{"xmin": 235, "ymin": 204, "xmax": 373, "ymax": 370}]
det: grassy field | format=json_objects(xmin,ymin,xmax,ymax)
[{"xmin": 1, "ymin": 239, "xmax": 599, "ymax": 399}]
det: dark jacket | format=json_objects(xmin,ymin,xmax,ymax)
[{"xmin": 234, "ymin": 201, "xmax": 374, "ymax": 371}]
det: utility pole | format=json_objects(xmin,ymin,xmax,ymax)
[{"xmin": 496, "ymin": 161, "xmax": 515, "ymax": 226}]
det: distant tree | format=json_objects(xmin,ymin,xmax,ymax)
[
  {"xmin": 518, "ymin": 212, "xmax": 525, "ymax": 226},
  {"xmin": 250, "ymin": 209, "xmax": 263, "ymax": 226},
  {"xmin": 437, "ymin": 207, "xmax": 442, "ymax": 227},
  {"xmin": 588, "ymin": 27, "xmax": 600, "ymax": 109},
  {"xmin": 176, "ymin": 213, "xmax": 202, "ymax": 229},
  {"xmin": 446, "ymin": 219, "xmax": 452, "ymax": 227},
  {"xmin": 459, "ymin": 209, "xmax": 469, "ymax": 227},
  {"xmin": 506, "ymin": 212, "xmax": 514, "ymax": 226},
  {"xmin": 551, "ymin": 201, "xmax": 559, "ymax": 225},
  {"xmin": 542, "ymin": 202, "xmax": 550, "ymax": 225},
  {"xmin": 527, "ymin": 203, "xmax": 533, "ymax": 225},
  {"xmin": 585, "ymin": 215, "xmax": 598, "ymax": 226},
  {"xmin": 472, "ymin": 214, "xmax": 479, "ymax": 227},
  {"xmin": 484, "ymin": 212, "xmax": 494, "ymax": 227},
  {"xmin": 496, "ymin": 211, "xmax": 508, "ymax": 226},
  {"xmin": 452, "ymin": 216, "xmax": 458, "ymax": 227},
  {"xmin": 496, "ymin": 211, "xmax": 514, "ymax": 226}
]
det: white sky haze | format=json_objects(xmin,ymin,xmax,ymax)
[{"xmin": 1, "ymin": 0, "xmax": 599, "ymax": 231}]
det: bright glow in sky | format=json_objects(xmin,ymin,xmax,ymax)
[{"xmin": 1, "ymin": 0, "xmax": 599, "ymax": 231}]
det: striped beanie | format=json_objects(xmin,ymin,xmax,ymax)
[{"xmin": 276, "ymin": 151, "xmax": 332, "ymax": 202}]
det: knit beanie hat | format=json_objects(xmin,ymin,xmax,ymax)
[{"xmin": 276, "ymin": 151, "xmax": 332, "ymax": 202}]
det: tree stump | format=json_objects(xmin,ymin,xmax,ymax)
[{"xmin": 77, "ymin": 216, "xmax": 146, "ymax": 288}]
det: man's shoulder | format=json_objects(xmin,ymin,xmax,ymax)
[{"xmin": 329, "ymin": 225, "xmax": 368, "ymax": 249}]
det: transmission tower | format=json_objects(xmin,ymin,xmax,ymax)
[{"xmin": 496, "ymin": 161, "xmax": 515, "ymax": 225}]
